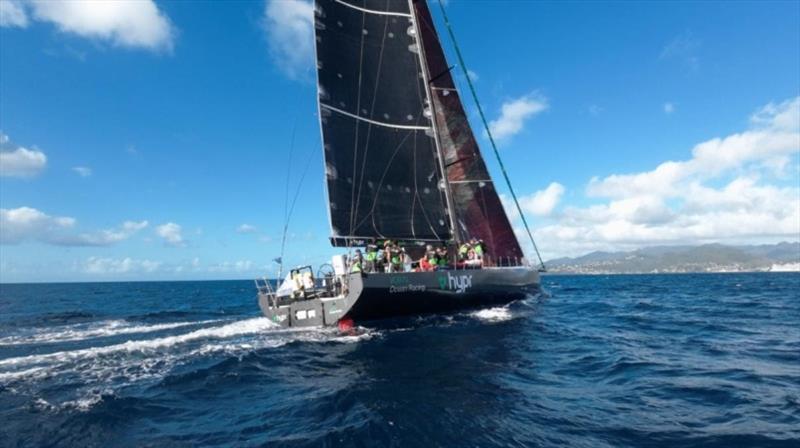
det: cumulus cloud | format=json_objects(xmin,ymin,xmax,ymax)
[
  {"xmin": 519, "ymin": 182, "xmax": 565, "ymax": 217},
  {"xmin": 83, "ymin": 256, "xmax": 161, "ymax": 274},
  {"xmin": 1, "ymin": 0, "xmax": 174, "ymax": 51},
  {"xmin": 589, "ymin": 97, "xmax": 799, "ymax": 199},
  {"xmin": 72, "ymin": 166, "xmax": 92, "ymax": 177},
  {"xmin": 156, "ymin": 222, "xmax": 185, "ymax": 247},
  {"xmin": 0, "ymin": 132, "xmax": 47, "ymax": 177},
  {"xmin": 262, "ymin": 0, "xmax": 314, "ymax": 79},
  {"xmin": 488, "ymin": 92, "xmax": 548, "ymax": 142},
  {"xmin": 0, "ymin": 0, "xmax": 27, "ymax": 27},
  {"xmin": 0, "ymin": 207, "xmax": 75, "ymax": 244},
  {"xmin": 522, "ymin": 97, "xmax": 800, "ymax": 259},
  {"xmin": 236, "ymin": 223, "xmax": 258, "ymax": 234},
  {"xmin": 0, "ymin": 206, "xmax": 147, "ymax": 246}
]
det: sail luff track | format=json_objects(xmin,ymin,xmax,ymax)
[{"xmin": 408, "ymin": 0, "xmax": 460, "ymax": 245}]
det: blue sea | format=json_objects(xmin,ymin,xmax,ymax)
[{"xmin": 1, "ymin": 273, "xmax": 798, "ymax": 447}]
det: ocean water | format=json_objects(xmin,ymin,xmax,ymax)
[{"xmin": 0, "ymin": 273, "xmax": 798, "ymax": 447}]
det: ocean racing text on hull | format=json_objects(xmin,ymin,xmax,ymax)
[{"xmin": 257, "ymin": 0, "xmax": 545, "ymax": 328}]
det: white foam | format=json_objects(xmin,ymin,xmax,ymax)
[
  {"xmin": 0, "ymin": 317, "xmax": 278, "ymax": 369},
  {"xmin": 0, "ymin": 319, "xmax": 222, "ymax": 346},
  {"xmin": 471, "ymin": 307, "xmax": 513, "ymax": 322},
  {"xmin": 0, "ymin": 317, "xmax": 381, "ymax": 411}
]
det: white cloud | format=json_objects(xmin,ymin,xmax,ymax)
[
  {"xmin": 660, "ymin": 31, "xmax": 700, "ymax": 71},
  {"xmin": 262, "ymin": 0, "xmax": 314, "ymax": 79},
  {"xmin": 236, "ymin": 223, "xmax": 258, "ymax": 234},
  {"xmin": 488, "ymin": 92, "xmax": 548, "ymax": 142},
  {"xmin": 0, "ymin": 206, "xmax": 147, "ymax": 246},
  {"xmin": 72, "ymin": 166, "xmax": 92, "ymax": 177},
  {"xmin": 0, "ymin": 147, "xmax": 47, "ymax": 177},
  {"xmin": 0, "ymin": 207, "xmax": 75, "ymax": 244},
  {"xmin": 0, "ymin": 0, "xmax": 27, "ymax": 27},
  {"xmin": 0, "ymin": 132, "xmax": 47, "ymax": 177},
  {"xmin": 513, "ymin": 97, "xmax": 800, "ymax": 259},
  {"xmin": 75, "ymin": 220, "xmax": 149, "ymax": 245},
  {"xmin": 588, "ymin": 97, "xmax": 800, "ymax": 199},
  {"xmin": 519, "ymin": 182, "xmax": 565, "ymax": 217},
  {"xmin": 1, "ymin": 0, "xmax": 174, "ymax": 51},
  {"xmin": 663, "ymin": 102, "xmax": 675, "ymax": 114},
  {"xmin": 208, "ymin": 260, "xmax": 255, "ymax": 273},
  {"xmin": 84, "ymin": 256, "xmax": 161, "ymax": 274},
  {"xmin": 156, "ymin": 222, "xmax": 185, "ymax": 247}
]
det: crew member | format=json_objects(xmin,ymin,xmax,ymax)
[
  {"xmin": 474, "ymin": 238, "xmax": 485, "ymax": 259},
  {"xmin": 426, "ymin": 247, "xmax": 439, "ymax": 271},
  {"xmin": 350, "ymin": 250, "xmax": 363, "ymax": 273},
  {"xmin": 458, "ymin": 241, "xmax": 471, "ymax": 261},
  {"xmin": 365, "ymin": 243, "xmax": 378, "ymax": 272},
  {"xmin": 390, "ymin": 244, "xmax": 403, "ymax": 272},
  {"xmin": 436, "ymin": 246, "xmax": 449, "ymax": 270},
  {"xmin": 465, "ymin": 248, "xmax": 482, "ymax": 268}
]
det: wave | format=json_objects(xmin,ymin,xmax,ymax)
[
  {"xmin": 0, "ymin": 317, "xmax": 381, "ymax": 413},
  {"xmin": 0, "ymin": 319, "xmax": 223, "ymax": 346}
]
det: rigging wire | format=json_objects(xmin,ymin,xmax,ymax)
[
  {"xmin": 277, "ymin": 117, "xmax": 315, "ymax": 279},
  {"xmin": 435, "ymin": 0, "xmax": 546, "ymax": 271}
]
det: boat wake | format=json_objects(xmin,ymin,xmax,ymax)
[
  {"xmin": 0, "ymin": 318, "xmax": 223, "ymax": 346},
  {"xmin": 0, "ymin": 317, "xmax": 378, "ymax": 410}
]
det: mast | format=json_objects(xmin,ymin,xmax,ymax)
[{"xmin": 408, "ymin": 0, "xmax": 460, "ymax": 246}]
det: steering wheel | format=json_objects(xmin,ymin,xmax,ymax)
[{"xmin": 317, "ymin": 263, "xmax": 335, "ymax": 278}]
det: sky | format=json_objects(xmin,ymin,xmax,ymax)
[{"xmin": 0, "ymin": 0, "xmax": 798, "ymax": 282}]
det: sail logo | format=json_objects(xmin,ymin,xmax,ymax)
[{"xmin": 444, "ymin": 272, "xmax": 473, "ymax": 293}]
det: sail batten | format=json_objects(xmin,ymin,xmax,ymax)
[
  {"xmin": 333, "ymin": 0, "xmax": 413, "ymax": 17},
  {"xmin": 321, "ymin": 103, "xmax": 432, "ymax": 131}
]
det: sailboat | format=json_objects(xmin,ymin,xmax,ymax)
[{"xmin": 257, "ymin": 0, "xmax": 544, "ymax": 328}]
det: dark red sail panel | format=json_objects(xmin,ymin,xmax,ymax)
[{"xmin": 412, "ymin": 0, "xmax": 524, "ymax": 260}]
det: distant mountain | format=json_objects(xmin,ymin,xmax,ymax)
[{"xmin": 545, "ymin": 242, "xmax": 800, "ymax": 274}]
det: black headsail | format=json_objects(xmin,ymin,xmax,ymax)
[
  {"xmin": 412, "ymin": 0, "xmax": 525, "ymax": 259},
  {"xmin": 314, "ymin": 0, "xmax": 453, "ymax": 247}
]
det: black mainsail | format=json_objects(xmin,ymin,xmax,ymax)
[
  {"xmin": 315, "ymin": 0, "xmax": 452, "ymax": 246},
  {"xmin": 314, "ymin": 0, "xmax": 525, "ymax": 260}
]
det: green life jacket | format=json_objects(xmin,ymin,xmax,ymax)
[
  {"xmin": 351, "ymin": 260, "xmax": 362, "ymax": 273},
  {"xmin": 474, "ymin": 244, "xmax": 484, "ymax": 256},
  {"xmin": 437, "ymin": 256, "xmax": 448, "ymax": 267},
  {"xmin": 365, "ymin": 251, "xmax": 377, "ymax": 261},
  {"xmin": 427, "ymin": 253, "xmax": 438, "ymax": 265},
  {"xmin": 458, "ymin": 244, "xmax": 470, "ymax": 256}
]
